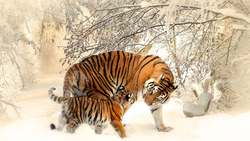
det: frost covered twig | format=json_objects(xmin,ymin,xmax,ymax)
[
  {"xmin": 63, "ymin": 0, "xmax": 250, "ymax": 68},
  {"xmin": 0, "ymin": 96, "xmax": 22, "ymax": 123}
]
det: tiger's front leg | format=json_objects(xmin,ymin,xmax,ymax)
[
  {"xmin": 111, "ymin": 120, "xmax": 127, "ymax": 138},
  {"xmin": 150, "ymin": 104, "xmax": 173, "ymax": 132}
]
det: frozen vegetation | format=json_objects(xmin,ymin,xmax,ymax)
[{"xmin": 1, "ymin": 0, "xmax": 250, "ymax": 140}]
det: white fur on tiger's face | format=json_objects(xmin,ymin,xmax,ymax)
[{"xmin": 143, "ymin": 74, "xmax": 178, "ymax": 106}]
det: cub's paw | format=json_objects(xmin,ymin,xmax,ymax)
[
  {"xmin": 66, "ymin": 124, "xmax": 75, "ymax": 133},
  {"xmin": 95, "ymin": 126, "xmax": 104, "ymax": 134},
  {"xmin": 157, "ymin": 126, "xmax": 174, "ymax": 132}
]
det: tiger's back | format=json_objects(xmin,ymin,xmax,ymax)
[{"xmin": 63, "ymin": 51, "xmax": 174, "ymax": 99}]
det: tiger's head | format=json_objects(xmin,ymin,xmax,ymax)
[
  {"xmin": 143, "ymin": 74, "xmax": 178, "ymax": 106},
  {"xmin": 112, "ymin": 86, "xmax": 135, "ymax": 108}
]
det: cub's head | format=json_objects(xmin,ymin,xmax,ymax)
[
  {"xmin": 113, "ymin": 86, "xmax": 135, "ymax": 108},
  {"xmin": 143, "ymin": 74, "xmax": 178, "ymax": 106}
]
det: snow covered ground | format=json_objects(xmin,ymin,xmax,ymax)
[{"xmin": 1, "ymin": 74, "xmax": 250, "ymax": 141}]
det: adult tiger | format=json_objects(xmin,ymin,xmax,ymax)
[
  {"xmin": 63, "ymin": 51, "xmax": 177, "ymax": 132},
  {"xmin": 48, "ymin": 86, "xmax": 135, "ymax": 138}
]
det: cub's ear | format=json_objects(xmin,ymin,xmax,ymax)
[{"xmin": 125, "ymin": 93, "xmax": 133, "ymax": 101}]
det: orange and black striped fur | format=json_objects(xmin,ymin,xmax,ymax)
[
  {"xmin": 48, "ymin": 87, "xmax": 135, "ymax": 138},
  {"xmin": 143, "ymin": 74, "xmax": 177, "ymax": 106},
  {"xmin": 63, "ymin": 51, "xmax": 177, "ymax": 132}
]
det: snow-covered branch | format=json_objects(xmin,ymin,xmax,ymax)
[
  {"xmin": 0, "ymin": 98, "xmax": 22, "ymax": 122},
  {"xmin": 63, "ymin": 0, "xmax": 250, "ymax": 66}
]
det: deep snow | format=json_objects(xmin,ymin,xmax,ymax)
[{"xmin": 1, "ymin": 73, "xmax": 250, "ymax": 141}]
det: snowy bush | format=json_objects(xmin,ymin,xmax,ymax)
[{"xmin": 0, "ymin": 0, "xmax": 65, "ymax": 123}]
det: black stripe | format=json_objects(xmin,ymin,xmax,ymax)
[
  {"xmin": 97, "ymin": 55, "xmax": 103, "ymax": 71},
  {"xmin": 136, "ymin": 56, "xmax": 160, "ymax": 86},
  {"xmin": 99, "ymin": 101, "xmax": 104, "ymax": 123},
  {"xmin": 90, "ymin": 56, "xmax": 98, "ymax": 70},
  {"xmin": 80, "ymin": 97, "xmax": 86, "ymax": 121},
  {"xmin": 88, "ymin": 99, "xmax": 93, "ymax": 118},
  {"xmin": 153, "ymin": 61, "xmax": 165, "ymax": 67},
  {"xmin": 83, "ymin": 59, "xmax": 111, "ymax": 95},
  {"xmin": 102, "ymin": 54, "xmax": 116, "ymax": 91},
  {"xmin": 118, "ymin": 52, "xmax": 128, "ymax": 88},
  {"xmin": 109, "ymin": 74, "xmax": 115, "ymax": 84},
  {"xmin": 93, "ymin": 104, "xmax": 99, "ymax": 124},
  {"xmin": 75, "ymin": 64, "xmax": 81, "ymax": 88},
  {"xmin": 114, "ymin": 51, "xmax": 120, "ymax": 78},
  {"xmin": 102, "ymin": 52, "xmax": 107, "ymax": 61},
  {"xmin": 107, "ymin": 52, "xmax": 112, "ymax": 69},
  {"xmin": 110, "ymin": 57, "xmax": 115, "ymax": 78},
  {"xmin": 76, "ymin": 97, "xmax": 81, "ymax": 122},
  {"xmin": 161, "ymin": 97, "xmax": 169, "ymax": 104},
  {"xmin": 150, "ymin": 108, "xmax": 159, "ymax": 114},
  {"xmin": 125, "ymin": 53, "xmax": 137, "ymax": 86},
  {"xmin": 116, "ymin": 68, "xmax": 121, "ymax": 86},
  {"xmin": 109, "ymin": 99, "xmax": 121, "ymax": 120}
]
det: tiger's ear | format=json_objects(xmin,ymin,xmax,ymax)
[{"xmin": 156, "ymin": 74, "xmax": 165, "ymax": 82}]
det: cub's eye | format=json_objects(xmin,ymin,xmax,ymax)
[{"xmin": 125, "ymin": 93, "xmax": 133, "ymax": 101}]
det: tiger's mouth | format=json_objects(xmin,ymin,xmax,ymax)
[{"xmin": 155, "ymin": 96, "xmax": 169, "ymax": 105}]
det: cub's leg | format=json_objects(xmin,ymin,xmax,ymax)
[
  {"xmin": 150, "ymin": 104, "xmax": 173, "ymax": 132},
  {"xmin": 66, "ymin": 117, "xmax": 79, "ymax": 133},
  {"xmin": 111, "ymin": 120, "xmax": 127, "ymax": 138},
  {"xmin": 95, "ymin": 125, "xmax": 107, "ymax": 134}
]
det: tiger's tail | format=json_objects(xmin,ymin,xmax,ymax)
[{"xmin": 48, "ymin": 87, "xmax": 68, "ymax": 104}]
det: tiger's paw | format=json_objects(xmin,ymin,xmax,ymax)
[{"xmin": 157, "ymin": 126, "xmax": 174, "ymax": 132}]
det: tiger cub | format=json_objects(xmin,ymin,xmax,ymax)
[{"xmin": 48, "ymin": 86, "xmax": 134, "ymax": 138}]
